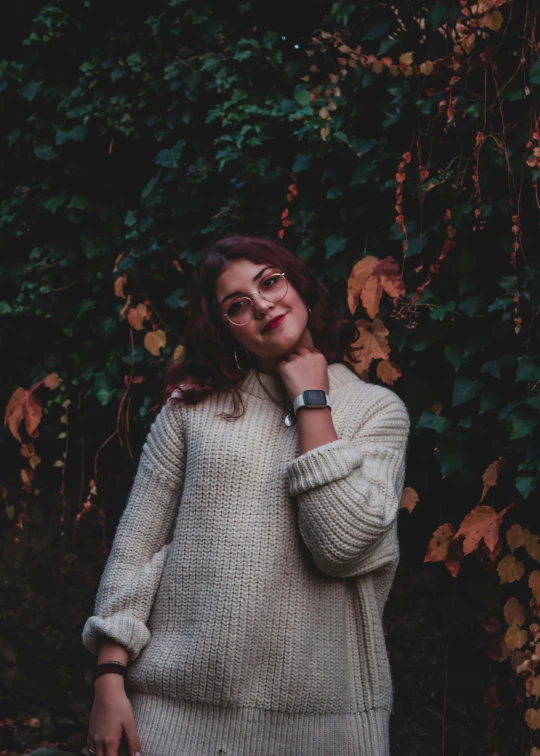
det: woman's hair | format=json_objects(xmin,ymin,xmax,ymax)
[{"xmin": 161, "ymin": 235, "xmax": 360, "ymax": 419}]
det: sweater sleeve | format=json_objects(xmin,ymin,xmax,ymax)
[
  {"xmin": 82, "ymin": 398, "xmax": 186, "ymax": 661},
  {"xmin": 287, "ymin": 387, "xmax": 410, "ymax": 579}
]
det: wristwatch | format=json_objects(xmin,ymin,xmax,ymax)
[{"xmin": 292, "ymin": 389, "xmax": 332, "ymax": 416}]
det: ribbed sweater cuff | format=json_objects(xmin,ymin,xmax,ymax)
[
  {"xmin": 287, "ymin": 439, "xmax": 363, "ymax": 497},
  {"xmin": 82, "ymin": 613, "xmax": 150, "ymax": 661}
]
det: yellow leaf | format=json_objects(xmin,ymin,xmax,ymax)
[
  {"xmin": 504, "ymin": 597, "xmax": 526, "ymax": 627},
  {"xmin": 479, "ymin": 9, "xmax": 503, "ymax": 31},
  {"xmin": 144, "ymin": 329, "xmax": 167, "ymax": 357},
  {"xmin": 530, "ymin": 571, "xmax": 540, "ymax": 603},
  {"xmin": 371, "ymin": 61, "xmax": 384, "ymax": 74},
  {"xmin": 497, "ymin": 555, "xmax": 525, "ymax": 584},
  {"xmin": 420, "ymin": 61, "xmax": 434, "ymax": 75},
  {"xmin": 507, "ymin": 523, "xmax": 530, "ymax": 552},
  {"xmin": 320, "ymin": 127, "xmax": 330, "ymax": 141},
  {"xmin": 400, "ymin": 52, "xmax": 414, "ymax": 66},
  {"xmin": 525, "ymin": 708, "xmax": 540, "ymax": 730},
  {"xmin": 504, "ymin": 624, "xmax": 528, "ymax": 650},
  {"xmin": 531, "ymin": 677, "xmax": 540, "ymax": 700},
  {"xmin": 526, "ymin": 534, "xmax": 540, "ymax": 562},
  {"xmin": 173, "ymin": 345, "xmax": 185, "ymax": 362}
]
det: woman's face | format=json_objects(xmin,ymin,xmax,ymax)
[{"xmin": 215, "ymin": 258, "xmax": 309, "ymax": 362}]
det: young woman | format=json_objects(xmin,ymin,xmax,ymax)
[{"xmin": 83, "ymin": 235, "xmax": 410, "ymax": 756}]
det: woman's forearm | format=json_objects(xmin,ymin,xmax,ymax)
[{"xmin": 97, "ymin": 639, "xmax": 129, "ymax": 666}]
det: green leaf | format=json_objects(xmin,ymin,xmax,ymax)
[
  {"xmin": 44, "ymin": 191, "xmax": 67, "ymax": 213},
  {"xmin": 293, "ymin": 86, "xmax": 311, "ymax": 107},
  {"xmin": 479, "ymin": 392, "xmax": 499, "ymax": 414},
  {"xmin": 363, "ymin": 21, "xmax": 391, "ymax": 40},
  {"xmin": 292, "ymin": 153, "xmax": 312, "ymax": 172},
  {"xmin": 437, "ymin": 436, "xmax": 468, "ymax": 479},
  {"xmin": 325, "ymin": 235, "xmax": 347, "ymax": 260},
  {"xmin": 0, "ymin": 302, "xmax": 13, "ymax": 315},
  {"xmin": 529, "ymin": 59, "xmax": 540, "ymax": 85},
  {"xmin": 515, "ymin": 357, "xmax": 540, "ymax": 382},
  {"xmin": 34, "ymin": 144, "xmax": 58, "ymax": 161},
  {"xmin": 56, "ymin": 125, "xmax": 87, "ymax": 145},
  {"xmin": 458, "ymin": 295, "xmax": 484, "ymax": 317},
  {"xmin": 165, "ymin": 290, "xmax": 187, "ymax": 309},
  {"xmin": 516, "ymin": 475, "xmax": 536, "ymax": 499},
  {"xmin": 124, "ymin": 210, "xmax": 137, "ymax": 227},
  {"xmin": 509, "ymin": 413, "xmax": 538, "ymax": 440},
  {"xmin": 430, "ymin": 300, "xmax": 456, "ymax": 320},
  {"xmin": 452, "ymin": 376, "xmax": 483, "ymax": 407},
  {"xmin": 416, "ymin": 410, "xmax": 452, "ymax": 433},
  {"xmin": 19, "ymin": 80, "xmax": 42, "ymax": 101},
  {"xmin": 444, "ymin": 345, "xmax": 464, "ymax": 371},
  {"xmin": 141, "ymin": 173, "xmax": 160, "ymax": 200},
  {"xmin": 426, "ymin": 4, "xmax": 449, "ymax": 31},
  {"xmin": 155, "ymin": 139, "xmax": 186, "ymax": 169},
  {"xmin": 378, "ymin": 39, "xmax": 397, "ymax": 55}
]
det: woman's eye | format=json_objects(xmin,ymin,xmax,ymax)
[
  {"xmin": 228, "ymin": 299, "xmax": 248, "ymax": 316},
  {"xmin": 263, "ymin": 275, "xmax": 279, "ymax": 288}
]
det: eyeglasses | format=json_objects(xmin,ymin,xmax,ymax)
[{"xmin": 222, "ymin": 271, "xmax": 288, "ymax": 326}]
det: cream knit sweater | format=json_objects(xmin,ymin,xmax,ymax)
[{"xmin": 82, "ymin": 362, "xmax": 410, "ymax": 756}]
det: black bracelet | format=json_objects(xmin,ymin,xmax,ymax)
[{"xmin": 93, "ymin": 663, "xmax": 127, "ymax": 682}]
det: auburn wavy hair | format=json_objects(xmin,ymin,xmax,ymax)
[{"xmin": 161, "ymin": 235, "xmax": 360, "ymax": 419}]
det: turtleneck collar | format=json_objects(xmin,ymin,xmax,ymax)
[{"xmin": 237, "ymin": 362, "xmax": 359, "ymax": 403}]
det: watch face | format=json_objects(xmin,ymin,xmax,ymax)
[{"xmin": 304, "ymin": 389, "xmax": 327, "ymax": 406}]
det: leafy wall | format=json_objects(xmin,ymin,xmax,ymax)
[{"xmin": 1, "ymin": 1, "xmax": 540, "ymax": 754}]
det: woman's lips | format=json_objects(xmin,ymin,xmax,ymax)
[{"xmin": 263, "ymin": 314, "xmax": 286, "ymax": 332}]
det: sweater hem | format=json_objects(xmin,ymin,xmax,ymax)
[{"xmin": 128, "ymin": 692, "xmax": 391, "ymax": 756}]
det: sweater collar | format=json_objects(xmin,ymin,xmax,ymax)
[{"xmin": 237, "ymin": 362, "xmax": 358, "ymax": 403}]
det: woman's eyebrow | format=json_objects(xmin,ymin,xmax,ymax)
[{"xmin": 219, "ymin": 266, "xmax": 275, "ymax": 307}]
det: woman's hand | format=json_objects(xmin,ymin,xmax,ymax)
[
  {"xmin": 277, "ymin": 327, "xmax": 330, "ymax": 402},
  {"xmin": 87, "ymin": 675, "xmax": 141, "ymax": 756}
]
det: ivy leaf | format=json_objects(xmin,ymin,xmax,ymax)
[
  {"xmin": 325, "ymin": 234, "xmax": 347, "ymax": 260},
  {"xmin": 19, "ymin": 81, "xmax": 42, "ymax": 101},
  {"xmin": 416, "ymin": 410, "xmax": 452, "ymax": 433},
  {"xmin": 452, "ymin": 376, "xmax": 483, "ymax": 407},
  {"xmin": 515, "ymin": 356, "xmax": 540, "ymax": 381},
  {"xmin": 155, "ymin": 140, "xmax": 186, "ymax": 169},
  {"xmin": 529, "ymin": 59, "xmax": 540, "ymax": 85},
  {"xmin": 34, "ymin": 144, "xmax": 58, "ymax": 161},
  {"xmin": 292, "ymin": 153, "xmax": 312, "ymax": 172}
]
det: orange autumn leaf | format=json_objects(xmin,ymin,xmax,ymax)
[
  {"xmin": 4, "ymin": 387, "xmax": 43, "ymax": 442},
  {"xmin": 504, "ymin": 624, "xmax": 528, "ymax": 651},
  {"xmin": 525, "ymin": 708, "xmax": 540, "ymax": 730},
  {"xmin": 480, "ymin": 458, "xmax": 503, "ymax": 501},
  {"xmin": 376, "ymin": 359, "xmax": 402, "ymax": 386},
  {"xmin": 20, "ymin": 443, "xmax": 41, "ymax": 470},
  {"xmin": 44, "ymin": 373, "xmax": 62, "ymax": 390},
  {"xmin": 144, "ymin": 329, "xmax": 167, "ymax": 356},
  {"xmin": 20, "ymin": 468, "xmax": 34, "ymax": 493},
  {"xmin": 530, "ymin": 571, "xmax": 540, "ymax": 604},
  {"xmin": 128, "ymin": 304, "xmax": 150, "ymax": 331},
  {"xmin": 347, "ymin": 256, "xmax": 378, "ymax": 315},
  {"xmin": 507, "ymin": 524, "xmax": 530, "ymax": 553},
  {"xmin": 400, "ymin": 487, "xmax": 419, "ymax": 513},
  {"xmin": 114, "ymin": 275, "xmax": 127, "ymax": 299},
  {"xmin": 455, "ymin": 505, "xmax": 501, "ymax": 556},
  {"xmin": 504, "ymin": 598, "xmax": 526, "ymax": 627},
  {"xmin": 348, "ymin": 318, "xmax": 391, "ymax": 375},
  {"xmin": 497, "ymin": 555, "xmax": 525, "ymax": 584},
  {"xmin": 424, "ymin": 523, "xmax": 456, "ymax": 562}
]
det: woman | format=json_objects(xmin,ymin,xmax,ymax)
[{"xmin": 82, "ymin": 235, "xmax": 410, "ymax": 756}]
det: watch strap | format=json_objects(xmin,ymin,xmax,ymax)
[{"xmin": 292, "ymin": 389, "xmax": 332, "ymax": 416}]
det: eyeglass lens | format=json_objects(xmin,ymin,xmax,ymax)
[{"xmin": 225, "ymin": 273, "xmax": 287, "ymax": 325}]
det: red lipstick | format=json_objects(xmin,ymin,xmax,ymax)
[{"xmin": 263, "ymin": 314, "xmax": 286, "ymax": 332}]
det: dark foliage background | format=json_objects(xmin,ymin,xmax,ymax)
[{"xmin": 1, "ymin": 1, "xmax": 539, "ymax": 754}]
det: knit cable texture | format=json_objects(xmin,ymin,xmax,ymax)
[{"xmin": 82, "ymin": 362, "xmax": 410, "ymax": 756}]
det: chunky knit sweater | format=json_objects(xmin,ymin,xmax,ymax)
[{"xmin": 82, "ymin": 362, "xmax": 410, "ymax": 756}]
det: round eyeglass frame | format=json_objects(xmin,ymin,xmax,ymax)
[{"xmin": 222, "ymin": 271, "xmax": 288, "ymax": 327}]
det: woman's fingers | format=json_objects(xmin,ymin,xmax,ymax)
[{"xmin": 123, "ymin": 719, "xmax": 142, "ymax": 756}]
